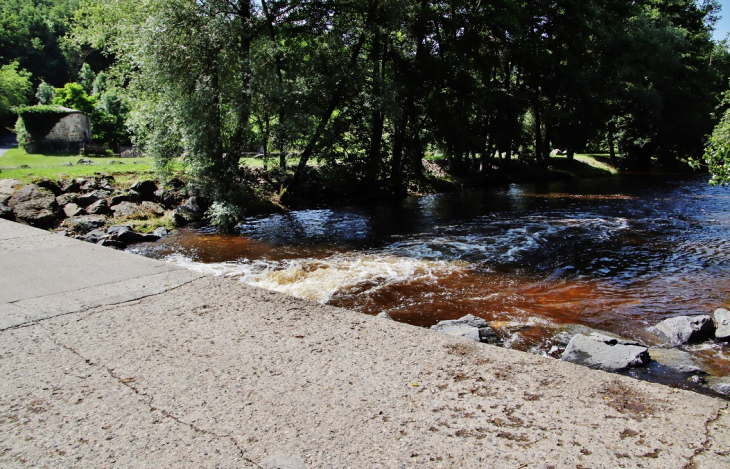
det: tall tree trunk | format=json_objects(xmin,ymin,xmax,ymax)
[
  {"xmin": 533, "ymin": 100, "xmax": 543, "ymax": 165},
  {"xmin": 287, "ymin": 30, "xmax": 369, "ymax": 192},
  {"xmin": 608, "ymin": 123, "xmax": 617, "ymax": 166},
  {"xmin": 261, "ymin": 0, "xmax": 288, "ymax": 171},
  {"xmin": 366, "ymin": 30, "xmax": 385, "ymax": 189}
]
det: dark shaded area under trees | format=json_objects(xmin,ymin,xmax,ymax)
[{"xmin": 5, "ymin": 0, "xmax": 730, "ymax": 226}]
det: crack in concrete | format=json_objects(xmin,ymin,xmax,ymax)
[
  {"xmin": 684, "ymin": 402, "xmax": 729, "ymax": 469},
  {"xmin": 0, "ymin": 275, "xmax": 205, "ymax": 332},
  {"xmin": 37, "ymin": 314, "xmax": 262, "ymax": 468}
]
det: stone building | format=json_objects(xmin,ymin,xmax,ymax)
[{"xmin": 26, "ymin": 107, "xmax": 92, "ymax": 153}]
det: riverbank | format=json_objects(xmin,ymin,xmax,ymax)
[{"xmin": 1, "ymin": 218, "xmax": 728, "ymax": 467}]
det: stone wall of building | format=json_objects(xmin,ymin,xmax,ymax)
[{"xmin": 44, "ymin": 113, "xmax": 91, "ymax": 144}]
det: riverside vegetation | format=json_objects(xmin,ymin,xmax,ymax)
[{"xmin": 2, "ymin": 0, "xmax": 730, "ymax": 227}]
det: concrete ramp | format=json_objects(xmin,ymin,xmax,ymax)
[{"xmin": 0, "ymin": 219, "xmax": 727, "ymax": 468}]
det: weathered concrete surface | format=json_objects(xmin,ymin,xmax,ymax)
[{"xmin": 1, "ymin": 219, "xmax": 728, "ymax": 468}]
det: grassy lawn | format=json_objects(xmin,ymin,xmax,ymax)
[{"xmin": 0, "ymin": 147, "xmax": 158, "ymax": 185}]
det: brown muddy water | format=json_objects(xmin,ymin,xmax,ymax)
[{"xmin": 130, "ymin": 174, "xmax": 730, "ymax": 393}]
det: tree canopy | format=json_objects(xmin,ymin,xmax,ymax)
[{"xmin": 4, "ymin": 0, "xmax": 730, "ymax": 221}]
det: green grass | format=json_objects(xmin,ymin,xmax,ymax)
[
  {"xmin": 0, "ymin": 147, "xmax": 157, "ymax": 184},
  {"xmin": 549, "ymin": 153, "xmax": 619, "ymax": 177}
]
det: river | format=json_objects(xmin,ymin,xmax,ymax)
[{"xmin": 130, "ymin": 173, "xmax": 730, "ymax": 392}]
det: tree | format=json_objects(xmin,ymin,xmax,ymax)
[
  {"xmin": 35, "ymin": 81, "xmax": 56, "ymax": 104},
  {"xmin": 53, "ymin": 82, "xmax": 97, "ymax": 114},
  {"xmin": 0, "ymin": 61, "xmax": 32, "ymax": 128}
]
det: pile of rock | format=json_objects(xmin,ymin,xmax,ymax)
[{"xmin": 0, "ymin": 175, "xmax": 207, "ymax": 249}]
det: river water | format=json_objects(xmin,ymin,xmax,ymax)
[{"xmin": 130, "ymin": 173, "xmax": 730, "ymax": 391}]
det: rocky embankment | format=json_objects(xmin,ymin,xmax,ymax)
[{"xmin": 0, "ymin": 175, "xmax": 205, "ymax": 249}]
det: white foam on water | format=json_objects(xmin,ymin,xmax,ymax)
[{"xmin": 166, "ymin": 252, "xmax": 467, "ymax": 304}]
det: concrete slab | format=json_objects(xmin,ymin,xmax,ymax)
[
  {"xmin": 0, "ymin": 219, "xmax": 728, "ymax": 468},
  {"xmin": 0, "ymin": 219, "xmax": 202, "ymax": 329}
]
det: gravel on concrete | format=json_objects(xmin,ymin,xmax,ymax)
[{"xmin": 1, "ymin": 219, "xmax": 728, "ymax": 468}]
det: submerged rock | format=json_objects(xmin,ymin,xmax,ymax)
[
  {"xmin": 561, "ymin": 333, "xmax": 650, "ymax": 372},
  {"xmin": 430, "ymin": 314, "xmax": 500, "ymax": 345},
  {"xmin": 648, "ymin": 347, "xmax": 704, "ymax": 374},
  {"xmin": 714, "ymin": 308, "xmax": 730, "ymax": 342},
  {"xmin": 651, "ymin": 315, "xmax": 715, "ymax": 346}
]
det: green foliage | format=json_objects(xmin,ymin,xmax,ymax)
[
  {"xmin": 0, "ymin": 61, "xmax": 32, "ymax": 125},
  {"xmin": 79, "ymin": 63, "xmax": 96, "ymax": 94},
  {"xmin": 71, "ymin": 0, "xmax": 729, "ymax": 220},
  {"xmin": 35, "ymin": 81, "xmax": 56, "ymax": 105},
  {"xmin": 53, "ymin": 82, "xmax": 97, "ymax": 114},
  {"xmin": 699, "ymin": 100, "xmax": 730, "ymax": 185},
  {"xmin": 0, "ymin": 0, "xmax": 80, "ymax": 86}
]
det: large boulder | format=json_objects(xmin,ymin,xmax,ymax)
[
  {"xmin": 62, "ymin": 215, "xmax": 107, "ymax": 235},
  {"xmin": 652, "ymin": 315, "xmax": 715, "ymax": 346},
  {"xmin": 430, "ymin": 314, "xmax": 500, "ymax": 345},
  {"xmin": 0, "ymin": 203, "xmax": 13, "ymax": 220},
  {"xmin": 173, "ymin": 196, "xmax": 205, "ymax": 225},
  {"xmin": 130, "ymin": 180, "xmax": 158, "ymax": 201},
  {"xmin": 111, "ymin": 201, "xmax": 146, "ymax": 219},
  {"xmin": 107, "ymin": 225, "xmax": 159, "ymax": 244},
  {"xmin": 77, "ymin": 190, "xmax": 111, "ymax": 208},
  {"xmin": 9, "ymin": 184, "xmax": 58, "ymax": 228},
  {"xmin": 561, "ymin": 333, "xmax": 650, "ymax": 372},
  {"xmin": 32, "ymin": 177, "xmax": 61, "ymax": 195},
  {"xmin": 714, "ymin": 308, "xmax": 730, "ymax": 342},
  {"xmin": 141, "ymin": 201, "xmax": 165, "ymax": 217}
]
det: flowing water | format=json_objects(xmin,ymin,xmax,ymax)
[{"xmin": 130, "ymin": 173, "xmax": 730, "ymax": 391}]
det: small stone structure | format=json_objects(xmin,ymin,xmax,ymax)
[{"xmin": 27, "ymin": 107, "xmax": 91, "ymax": 153}]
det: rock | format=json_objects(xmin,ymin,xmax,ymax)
[
  {"xmin": 111, "ymin": 201, "xmax": 145, "ymax": 219},
  {"xmin": 173, "ymin": 196, "xmax": 204, "ymax": 225},
  {"xmin": 86, "ymin": 199, "xmax": 110, "ymax": 215},
  {"xmin": 80, "ymin": 175, "xmax": 114, "ymax": 192},
  {"xmin": 77, "ymin": 190, "xmax": 110, "ymax": 208},
  {"xmin": 61, "ymin": 161, "xmax": 72, "ymax": 166},
  {"xmin": 0, "ymin": 179, "xmax": 23, "ymax": 196},
  {"xmin": 32, "ymin": 177, "xmax": 61, "ymax": 195},
  {"xmin": 130, "ymin": 180, "xmax": 158, "ymax": 200},
  {"xmin": 62, "ymin": 215, "xmax": 107, "ymax": 234},
  {"xmin": 376, "ymin": 312, "xmax": 393, "ymax": 320},
  {"xmin": 97, "ymin": 239, "xmax": 126, "ymax": 250},
  {"xmin": 82, "ymin": 228, "xmax": 109, "ymax": 244},
  {"xmin": 141, "ymin": 201, "xmax": 165, "ymax": 217},
  {"xmin": 8, "ymin": 184, "xmax": 58, "ymax": 228},
  {"xmin": 167, "ymin": 177, "xmax": 185, "ymax": 190},
  {"xmin": 0, "ymin": 204, "xmax": 13, "ymax": 220},
  {"xmin": 108, "ymin": 226, "xmax": 145, "ymax": 244},
  {"xmin": 0, "ymin": 194, "xmax": 9, "ymax": 206},
  {"xmin": 126, "ymin": 189, "xmax": 142, "ymax": 203},
  {"xmin": 58, "ymin": 178, "xmax": 80, "ymax": 193},
  {"xmin": 16, "ymin": 164, "xmax": 30, "ymax": 169},
  {"xmin": 153, "ymin": 227, "xmax": 170, "ymax": 238},
  {"xmin": 108, "ymin": 193, "xmax": 129, "ymax": 206},
  {"xmin": 713, "ymin": 308, "xmax": 730, "ymax": 342},
  {"xmin": 648, "ymin": 348, "xmax": 704, "ymax": 374},
  {"xmin": 63, "ymin": 203, "xmax": 84, "ymax": 218},
  {"xmin": 56, "ymin": 193, "xmax": 79, "ymax": 206},
  {"xmin": 561, "ymin": 333, "xmax": 650, "ymax": 372},
  {"xmin": 154, "ymin": 188, "xmax": 182, "ymax": 209},
  {"xmin": 652, "ymin": 315, "xmax": 715, "ymax": 346},
  {"xmin": 430, "ymin": 314, "xmax": 500, "ymax": 345},
  {"xmin": 708, "ymin": 377, "xmax": 730, "ymax": 396},
  {"xmin": 77, "ymin": 158, "xmax": 94, "ymax": 165},
  {"xmin": 109, "ymin": 160, "xmax": 124, "ymax": 165}
]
